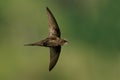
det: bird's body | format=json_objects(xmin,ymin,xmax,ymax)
[
  {"xmin": 25, "ymin": 7, "xmax": 68, "ymax": 71},
  {"xmin": 25, "ymin": 37, "xmax": 67, "ymax": 47}
]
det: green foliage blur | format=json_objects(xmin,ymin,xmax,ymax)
[{"xmin": 0, "ymin": 0, "xmax": 120, "ymax": 80}]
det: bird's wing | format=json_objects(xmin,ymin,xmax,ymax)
[
  {"xmin": 49, "ymin": 46, "xmax": 61, "ymax": 71},
  {"xmin": 46, "ymin": 7, "xmax": 61, "ymax": 38}
]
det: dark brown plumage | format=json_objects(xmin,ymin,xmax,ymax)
[{"xmin": 25, "ymin": 7, "xmax": 68, "ymax": 71}]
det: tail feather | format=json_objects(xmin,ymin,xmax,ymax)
[{"xmin": 24, "ymin": 43, "xmax": 38, "ymax": 46}]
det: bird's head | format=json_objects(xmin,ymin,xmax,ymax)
[{"xmin": 60, "ymin": 39, "xmax": 68, "ymax": 46}]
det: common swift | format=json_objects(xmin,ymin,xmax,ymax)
[{"xmin": 25, "ymin": 7, "xmax": 68, "ymax": 71}]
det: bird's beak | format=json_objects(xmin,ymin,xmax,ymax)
[{"xmin": 64, "ymin": 41, "xmax": 68, "ymax": 45}]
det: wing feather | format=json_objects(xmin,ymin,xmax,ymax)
[
  {"xmin": 49, "ymin": 46, "xmax": 61, "ymax": 71},
  {"xmin": 46, "ymin": 7, "xmax": 61, "ymax": 38}
]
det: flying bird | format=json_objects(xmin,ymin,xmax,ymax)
[{"xmin": 25, "ymin": 7, "xmax": 68, "ymax": 71}]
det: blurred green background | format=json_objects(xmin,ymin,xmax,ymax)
[{"xmin": 0, "ymin": 0, "xmax": 120, "ymax": 80}]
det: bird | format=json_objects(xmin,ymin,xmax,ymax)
[{"xmin": 25, "ymin": 7, "xmax": 68, "ymax": 71}]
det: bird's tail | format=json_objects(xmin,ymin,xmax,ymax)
[
  {"xmin": 24, "ymin": 44, "xmax": 34, "ymax": 46},
  {"xmin": 24, "ymin": 43, "xmax": 40, "ymax": 46}
]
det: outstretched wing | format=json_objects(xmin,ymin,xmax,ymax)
[
  {"xmin": 46, "ymin": 7, "xmax": 61, "ymax": 38},
  {"xmin": 49, "ymin": 46, "xmax": 61, "ymax": 71}
]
